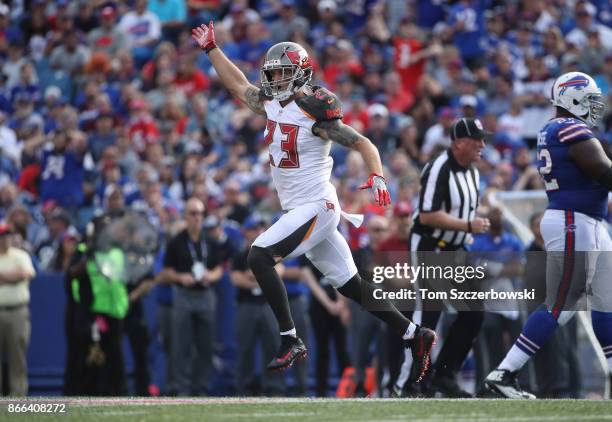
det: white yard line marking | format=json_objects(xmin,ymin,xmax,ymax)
[
  {"xmin": 214, "ymin": 412, "xmax": 315, "ymax": 418},
  {"xmin": 94, "ymin": 410, "xmax": 149, "ymax": 417},
  {"xmin": 372, "ymin": 416, "xmax": 612, "ymax": 422}
]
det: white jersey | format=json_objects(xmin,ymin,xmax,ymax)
[{"xmin": 263, "ymin": 98, "xmax": 338, "ymax": 210}]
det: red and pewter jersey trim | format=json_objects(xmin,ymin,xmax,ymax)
[{"xmin": 295, "ymin": 86, "xmax": 343, "ymax": 121}]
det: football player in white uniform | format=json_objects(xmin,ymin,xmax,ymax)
[{"xmin": 192, "ymin": 22, "xmax": 436, "ymax": 379}]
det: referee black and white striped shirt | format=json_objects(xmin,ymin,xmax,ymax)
[{"xmin": 411, "ymin": 148, "xmax": 480, "ymax": 250}]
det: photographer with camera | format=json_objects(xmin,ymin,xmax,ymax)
[{"xmin": 159, "ymin": 197, "xmax": 222, "ymax": 396}]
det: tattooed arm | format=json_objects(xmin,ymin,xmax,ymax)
[
  {"xmin": 193, "ymin": 22, "xmax": 266, "ymax": 115},
  {"xmin": 243, "ymin": 86, "xmax": 267, "ymax": 115},
  {"xmin": 313, "ymin": 119, "xmax": 384, "ymax": 175},
  {"xmin": 206, "ymin": 47, "xmax": 267, "ymax": 115},
  {"xmin": 194, "ymin": 36, "xmax": 266, "ymax": 114}
]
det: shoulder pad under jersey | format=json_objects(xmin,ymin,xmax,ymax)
[
  {"xmin": 555, "ymin": 118, "xmax": 594, "ymax": 144},
  {"xmin": 295, "ymin": 86, "xmax": 343, "ymax": 121}
]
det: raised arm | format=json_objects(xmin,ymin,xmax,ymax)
[{"xmin": 192, "ymin": 22, "xmax": 267, "ymax": 115}]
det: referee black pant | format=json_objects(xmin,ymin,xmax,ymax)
[{"xmin": 409, "ymin": 234, "xmax": 484, "ymax": 380}]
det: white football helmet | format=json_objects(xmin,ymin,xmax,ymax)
[{"xmin": 550, "ymin": 71, "xmax": 606, "ymax": 127}]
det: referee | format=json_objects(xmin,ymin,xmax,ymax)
[{"xmin": 402, "ymin": 117, "xmax": 491, "ymax": 398}]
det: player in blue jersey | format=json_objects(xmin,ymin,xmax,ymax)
[{"xmin": 485, "ymin": 71, "xmax": 612, "ymax": 398}]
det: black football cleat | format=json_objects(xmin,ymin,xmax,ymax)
[
  {"xmin": 484, "ymin": 369, "xmax": 536, "ymax": 399},
  {"xmin": 391, "ymin": 382, "xmax": 423, "ymax": 398},
  {"xmin": 405, "ymin": 326, "xmax": 436, "ymax": 384},
  {"xmin": 429, "ymin": 372, "xmax": 472, "ymax": 398},
  {"xmin": 266, "ymin": 335, "xmax": 307, "ymax": 372}
]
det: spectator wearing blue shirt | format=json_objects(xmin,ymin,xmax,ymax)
[
  {"xmin": 237, "ymin": 21, "xmax": 273, "ymax": 81},
  {"xmin": 10, "ymin": 62, "xmax": 39, "ymax": 106},
  {"xmin": 0, "ymin": 3, "xmax": 22, "ymax": 51},
  {"xmin": 416, "ymin": 0, "xmax": 446, "ymax": 29},
  {"xmin": 9, "ymin": 92, "xmax": 43, "ymax": 141},
  {"xmin": 310, "ymin": 1, "xmax": 338, "ymax": 51},
  {"xmin": 482, "ymin": 7, "xmax": 507, "ymax": 59},
  {"xmin": 41, "ymin": 87, "xmax": 66, "ymax": 134},
  {"xmin": 447, "ymin": 0, "xmax": 489, "ymax": 70},
  {"xmin": 87, "ymin": 112, "xmax": 117, "ymax": 163},
  {"xmin": 343, "ymin": 0, "xmax": 378, "ymax": 37},
  {"xmin": 40, "ymin": 130, "xmax": 86, "ymax": 210}
]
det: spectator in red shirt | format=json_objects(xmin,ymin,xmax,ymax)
[
  {"xmin": 322, "ymin": 39, "xmax": 363, "ymax": 92},
  {"xmin": 383, "ymin": 71, "xmax": 415, "ymax": 114},
  {"xmin": 393, "ymin": 19, "xmax": 442, "ymax": 96},
  {"xmin": 174, "ymin": 54, "xmax": 209, "ymax": 98},
  {"xmin": 379, "ymin": 201, "xmax": 413, "ymax": 252},
  {"xmin": 343, "ymin": 96, "xmax": 369, "ymax": 133},
  {"xmin": 128, "ymin": 98, "xmax": 160, "ymax": 155}
]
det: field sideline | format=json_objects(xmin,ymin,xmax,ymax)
[{"xmin": 1, "ymin": 397, "xmax": 612, "ymax": 421}]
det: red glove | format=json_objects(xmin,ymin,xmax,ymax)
[
  {"xmin": 191, "ymin": 21, "xmax": 217, "ymax": 54},
  {"xmin": 359, "ymin": 173, "xmax": 391, "ymax": 206}
]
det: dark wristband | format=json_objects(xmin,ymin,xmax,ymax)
[
  {"xmin": 205, "ymin": 45, "xmax": 218, "ymax": 54},
  {"xmin": 467, "ymin": 220, "xmax": 472, "ymax": 233}
]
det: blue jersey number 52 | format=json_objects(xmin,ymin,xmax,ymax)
[{"xmin": 537, "ymin": 148, "xmax": 559, "ymax": 191}]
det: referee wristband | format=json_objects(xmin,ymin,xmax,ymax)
[{"xmin": 467, "ymin": 220, "xmax": 472, "ymax": 233}]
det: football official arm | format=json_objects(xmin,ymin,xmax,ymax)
[
  {"xmin": 419, "ymin": 211, "xmax": 490, "ymax": 234},
  {"xmin": 568, "ymin": 138, "xmax": 612, "ymax": 190},
  {"xmin": 192, "ymin": 22, "xmax": 267, "ymax": 115}
]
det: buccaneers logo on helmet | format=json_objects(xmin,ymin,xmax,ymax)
[{"xmin": 261, "ymin": 42, "xmax": 313, "ymax": 101}]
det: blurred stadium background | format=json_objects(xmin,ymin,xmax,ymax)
[{"xmin": 0, "ymin": 0, "xmax": 611, "ymax": 401}]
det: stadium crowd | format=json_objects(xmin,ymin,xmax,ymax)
[{"xmin": 0, "ymin": 0, "xmax": 611, "ymax": 398}]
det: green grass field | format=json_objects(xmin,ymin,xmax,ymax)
[{"xmin": 1, "ymin": 398, "xmax": 612, "ymax": 422}]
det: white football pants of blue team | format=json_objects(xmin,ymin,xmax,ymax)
[{"xmin": 540, "ymin": 209, "xmax": 612, "ymax": 317}]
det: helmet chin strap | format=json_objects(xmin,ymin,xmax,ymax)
[
  {"xmin": 273, "ymin": 81, "xmax": 301, "ymax": 101},
  {"xmin": 274, "ymin": 91, "xmax": 293, "ymax": 101}
]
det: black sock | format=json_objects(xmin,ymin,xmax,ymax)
[
  {"xmin": 281, "ymin": 335, "xmax": 298, "ymax": 346},
  {"xmin": 248, "ymin": 246, "xmax": 295, "ymax": 332},
  {"xmin": 337, "ymin": 273, "xmax": 411, "ymax": 336}
]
